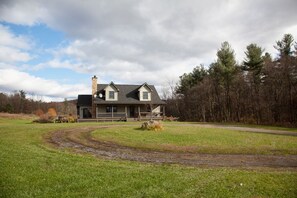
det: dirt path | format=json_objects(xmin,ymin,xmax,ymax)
[{"xmin": 46, "ymin": 126, "xmax": 297, "ymax": 169}]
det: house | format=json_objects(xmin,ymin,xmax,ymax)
[{"xmin": 77, "ymin": 76, "xmax": 166, "ymax": 121}]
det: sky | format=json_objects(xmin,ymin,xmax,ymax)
[{"xmin": 0, "ymin": 0, "xmax": 296, "ymax": 101}]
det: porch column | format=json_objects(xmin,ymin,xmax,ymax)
[
  {"xmin": 163, "ymin": 106, "xmax": 166, "ymax": 120},
  {"xmin": 125, "ymin": 106, "xmax": 127, "ymax": 119},
  {"xmin": 138, "ymin": 106, "xmax": 141, "ymax": 121},
  {"xmin": 79, "ymin": 107, "xmax": 83, "ymax": 119},
  {"xmin": 96, "ymin": 107, "xmax": 98, "ymax": 118},
  {"xmin": 92, "ymin": 102, "xmax": 96, "ymax": 118}
]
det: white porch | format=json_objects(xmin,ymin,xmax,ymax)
[{"xmin": 79, "ymin": 104, "xmax": 165, "ymax": 122}]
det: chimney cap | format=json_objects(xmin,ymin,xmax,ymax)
[{"xmin": 92, "ymin": 75, "xmax": 97, "ymax": 79}]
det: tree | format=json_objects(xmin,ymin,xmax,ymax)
[
  {"xmin": 176, "ymin": 73, "xmax": 194, "ymax": 94},
  {"xmin": 176, "ymin": 65, "xmax": 207, "ymax": 94},
  {"xmin": 242, "ymin": 44, "xmax": 264, "ymax": 123},
  {"xmin": 19, "ymin": 90, "xmax": 26, "ymax": 113},
  {"xmin": 274, "ymin": 34, "xmax": 294, "ymax": 57},
  {"xmin": 63, "ymin": 98, "xmax": 69, "ymax": 115},
  {"xmin": 191, "ymin": 65, "xmax": 208, "ymax": 84},
  {"xmin": 216, "ymin": 42, "xmax": 237, "ymax": 82},
  {"xmin": 275, "ymin": 34, "xmax": 296, "ymax": 123},
  {"xmin": 263, "ymin": 52, "xmax": 272, "ymax": 63},
  {"xmin": 5, "ymin": 104, "xmax": 13, "ymax": 113},
  {"xmin": 243, "ymin": 43, "xmax": 264, "ymax": 84},
  {"xmin": 215, "ymin": 41, "xmax": 237, "ymax": 121},
  {"xmin": 169, "ymin": 35, "xmax": 297, "ymax": 126}
]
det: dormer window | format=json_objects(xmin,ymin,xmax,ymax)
[
  {"xmin": 104, "ymin": 82, "xmax": 119, "ymax": 101},
  {"xmin": 109, "ymin": 91, "xmax": 115, "ymax": 99},
  {"xmin": 138, "ymin": 83, "xmax": 152, "ymax": 101},
  {"xmin": 143, "ymin": 91, "xmax": 149, "ymax": 100}
]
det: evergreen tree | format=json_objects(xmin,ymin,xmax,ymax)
[
  {"xmin": 215, "ymin": 41, "xmax": 237, "ymax": 121},
  {"xmin": 176, "ymin": 65, "xmax": 207, "ymax": 94},
  {"xmin": 243, "ymin": 43, "xmax": 264, "ymax": 85},
  {"xmin": 274, "ymin": 34, "xmax": 294, "ymax": 57},
  {"xmin": 242, "ymin": 44, "xmax": 264, "ymax": 123}
]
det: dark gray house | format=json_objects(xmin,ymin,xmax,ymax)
[{"xmin": 77, "ymin": 76, "xmax": 166, "ymax": 121}]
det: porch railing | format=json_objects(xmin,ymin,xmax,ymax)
[
  {"xmin": 95, "ymin": 111, "xmax": 164, "ymax": 121},
  {"xmin": 96, "ymin": 112, "xmax": 126, "ymax": 118}
]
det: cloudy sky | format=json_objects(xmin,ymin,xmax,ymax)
[{"xmin": 0, "ymin": 0, "xmax": 296, "ymax": 101}]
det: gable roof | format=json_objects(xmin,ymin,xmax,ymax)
[
  {"xmin": 138, "ymin": 82, "xmax": 153, "ymax": 92},
  {"xmin": 95, "ymin": 84, "xmax": 165, "ymax": 105},
  {"xmin": 104, "ymin": 81, "xmax": 120, "ymax": 91},
  {"xmin": 77, "ymin": 95, "xmax": 92, "ymax": 106}
]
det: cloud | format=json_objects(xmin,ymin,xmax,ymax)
[
  {"xmin": 1, "ymin": 0, "xmax": 297, "ymax": 96},
  {"xmin": 0, "ymin": 46, "xmax": 31, "ymax": 63},
  {"xmin": 45, "ymin": 39, "xmax": 200, "ymax": 85},
  {"xmin": 0, "ymin": 25, "xmax": 30, "ymax": 49},
  {"xmin": 0, "ymin": 68, "xmax": 89, "ymax": 100},
  {"xmin": 45, "ymin": 0, "xmax": 297, "ymax": 65},
  {"xmin": 0, "ymin": 24, "xmax": 32, "ymax": 63},
  {"xmin": 0, "ymin": 0, "xmax": 46, "ymax": 26}
]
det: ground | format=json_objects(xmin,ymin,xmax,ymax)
[
  {"xmin": 1, "ymin": 114, "xmax": 297, "ymax": 197},
  {"xmin": 48, "ymin": 125, "xmax": 297, "ymax": 168}
]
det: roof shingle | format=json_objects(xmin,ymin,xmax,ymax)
[
  {"xmin": 95, "ymin": 84, "xmax": 165, "ymax": 105},
  {"xmin": 77, "ymin": 95, "xmax": 92, "ymax": 106}
]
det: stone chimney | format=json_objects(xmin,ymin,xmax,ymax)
[
  {"xmin": 92, "ymin": 75, "xmax": 98, "ymax": 96},
  {"xmin": 91, "ymin": 75, "xmax": 97, "ymax": 118}
]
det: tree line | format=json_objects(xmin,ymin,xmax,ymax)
[
  {"xmin": 165, "ymin": 34, "xmax": 297, "ymax": 126},
  {"xmin": 0, "ymin": 91, "xmax": 77, "ymax": 116}
]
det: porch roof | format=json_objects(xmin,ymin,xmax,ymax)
[{"xmin": 77, "ymin": 95, "xmax": 92, "ymax": 106}]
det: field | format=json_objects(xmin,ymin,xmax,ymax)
[
  {"xmin": 91, "ymin": 125, "xmax": 297, "ymax": 155},
  {"xmin": 1, "ymin": 116, "xmax": 297, "ymax": 197}
]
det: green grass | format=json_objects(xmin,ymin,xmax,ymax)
[
  {"xmin": 163, "ymin": 121, "xmax": 297, "ymax": 132},
  {"xmin": 0, "ymin": 119, "xmax": 297, "ymax": 197},
  {"xmin": 92, "ymin": 125, "xmax": 297, "ymax": 155},
  {"xmin": 212, "ymin": 122, "xmax": 297, "ymax": 132}
]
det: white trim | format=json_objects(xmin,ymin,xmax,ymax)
[
  {"xmin": 104, "ymin": 85, "xmax": 118, "ymax": 101},
  {"xmin": 139, "ymin": 86, "xmax": 151, "ymax": 101}
]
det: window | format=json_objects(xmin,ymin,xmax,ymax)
[
  {"xmin": 109, "ymin": 91, "xmax": 115, "ymax": 99},
  {"xmin": 106, "ymin": 106, "xmax": 117, "ymax": 113},
  {"xmin": 143, "ymin": 91, "xmax": 149, "ymax": 100}
]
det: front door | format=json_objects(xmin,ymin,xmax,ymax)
[
  {"xmin": 82, "ymin": 108, "xmax": 91, "ymax": 118},
  {"xmin": 129, "ymin": 106, "xmax": 135, "ymax": 118}
]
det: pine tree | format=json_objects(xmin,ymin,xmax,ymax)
[
  {"xmin": 215, "ymin": 41, "xmax": 237, "ymax": 121},
  {"xmin": 242, "ymin": 44, "xmax": 264, "ymax": 123}
]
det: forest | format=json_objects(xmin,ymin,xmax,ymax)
[
  {"xmin": 0, "ymin": 91, "xmax": 77, "ymax": 117},
  {"xmin": 166, "ymin": 34, "xmax": 297, "ymax": 127}
]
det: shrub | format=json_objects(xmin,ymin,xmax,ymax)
[
  {"xmin": 141, "ymin": 120, "xmax": 164, "ymax": 131},
  {"xmin": 33, "ymin": 114, "xmax": 53, "ymax": 123},
  {"xmin": 35, "ymin": 109, "xmax": 44, "ymax": 117},
  {"xmin": 47, "ymin": 108, "xmax": 57, "ymax": 119},
  {"xmin": 68, "ymin": 116, "xmax": 75, "ymax": 123},
  {"xmin": 33, "ymin": 108, "xmax": 56, "ymax": 123}
]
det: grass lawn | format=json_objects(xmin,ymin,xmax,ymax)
[
  {"xmin": 0, "ymin": 118, "xmax": 296, "ymax": 197},
  {"xmin": 162, "ymin": 121, "xmax": 297, "ymax": 132},
  {"xmin": 92, "ymin": 125, "xmax": 297, "ymax": 155},
  {"xmin": 210, "ymin": 122, "xmax": 297, "ymax": 132}
]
